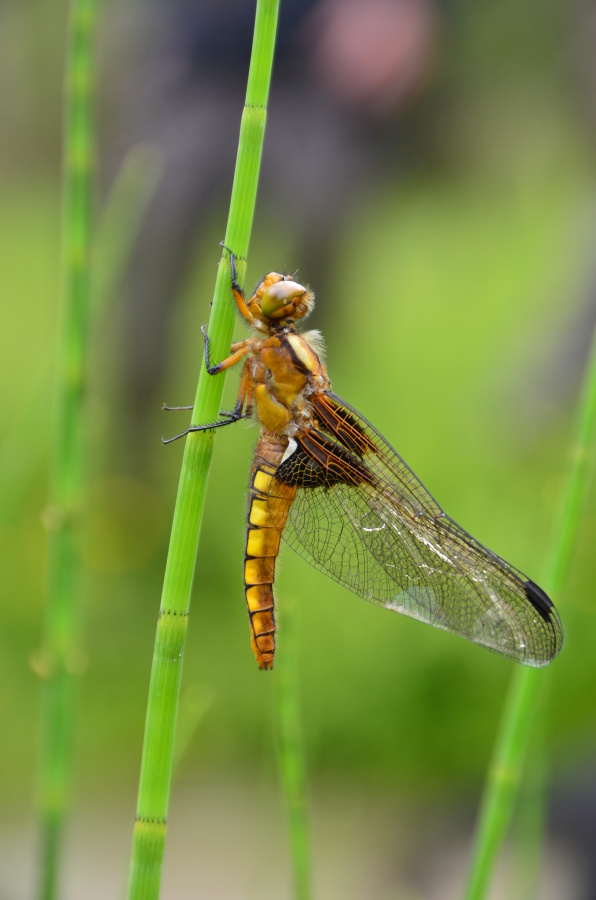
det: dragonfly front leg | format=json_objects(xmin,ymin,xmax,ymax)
[{"xmin": 219, "ymin": 242, "xmax": 256, "ymax": 326}]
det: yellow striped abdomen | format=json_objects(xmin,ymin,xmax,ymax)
[{"xmin": 245, "ymin": 435, "xmax": 296, "ymax": 669}]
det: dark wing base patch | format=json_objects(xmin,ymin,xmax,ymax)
[{"xmin": 276, "ymin": 429, "xmax": 374, "ymax": 488}]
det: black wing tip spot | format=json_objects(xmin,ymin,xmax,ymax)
[{"xmin": 524, "ymin": 579, "xmax": 554, "ymax": 623}]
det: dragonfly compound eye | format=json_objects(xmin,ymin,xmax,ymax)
[{"xmin": 260, "ymin": 280, "xmax": 307, "ymax": 318}]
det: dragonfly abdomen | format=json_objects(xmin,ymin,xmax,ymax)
[{"xmin": 245, "ymin": 436, "xmax": 297, "ymax": 669}]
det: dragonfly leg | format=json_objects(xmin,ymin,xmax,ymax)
[
  {"xmin": 162, "ymin": 361, "xmax": 251, "ymax": 445},
  {"xmin": 162, "ymin": 406, "xmax": 247, "ymax": 445},
  {"xmin": 219, "ymin": 242, "xmax": 256, "ymax": 324},
  {"xmin": 163, "ymin": 401, "xmax": 244, "ymax": 417},
  {"xmin": 220, "ymin": 242, "xmax": 240, "ymax": 291},
  {"xmin": 201, "ymin": 325, "xmax": 251, "ymax": 375}
]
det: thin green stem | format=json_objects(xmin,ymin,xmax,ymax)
[
  {"xmin": 91, "ymin": 143, "xmax": 163, "ymax": 319},
  {"xmin": 465, "ymin": 324, "xmax": 596, "ymax": 900},
  {"xmin": 37, "ymin": 2, "xmax": 98, "ymax": 899},
  {"xmin": 0, "ymin": 144, "xmax": 160, "ymax": 534},
  {"xmin": 126, "ymin": 3, "xmax": 280, "ymax": 898},
  {"xmin": 276, "ymin": 598, "xmax": 311, "ymax": 900},
  {"xmin": 511, "ymin": 712, "xmax": 547, "ymax": 899}
]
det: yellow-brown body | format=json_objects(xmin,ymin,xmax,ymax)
[
  {"xmin": 241, "ymin": 330, "xmax": 328, "ymax": 668},
  {"xmin": 245, "ymin": 436, "xmax": 295, "ymax": 669},
  {"xmin": 187, "ymin": 268, "xmax": 326, "ymax": 670},
  {"xmin": 166, "ymin": 256, "xmax": 563, "ymax": 670}
]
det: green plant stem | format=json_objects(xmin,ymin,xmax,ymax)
[
  {"xmin": 511, "ymin": 712, "xmax": 547, "ymax": 899},
  {"xmin": 37, "ymin": 2, "xmax": 98, "ymax": 899},
  {"xmin": 465, "ymin": 324, "xmax": 596, "ymax": 900},
  {"xmin": 0, "ymin": 144, "xmax": 160, "ymax": 535},
  {"xmin": 92, "ymin": 143, "xmax": 163, "ymax": 312},
  {"xmin": 126, "ymin": 3, "xmax": 280, "ymax": 898},
  {"xmin": 276, "ymin": 598, "xmax": 311, "ymax": 900}
]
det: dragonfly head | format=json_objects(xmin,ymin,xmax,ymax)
[{"xmin": 250, "ymin": 273, "xmax": 314, "ymax": 328}]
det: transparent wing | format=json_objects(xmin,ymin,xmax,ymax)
[{"xmin": 267, "ymin": 393, "xmax": 562, "ymax": 666}]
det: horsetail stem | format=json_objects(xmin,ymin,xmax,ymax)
[
  {"xmin": 37, "ymin": 1, "xmax": 98, "ymax": 898},
  {"xmin": 465, "ymin": 324, "xmax": 596, "ymax": 899},
  {"xmin": 126, "ymin": 3, "xmax": 281, "ymax": 898},
  {"xmin": 276, "ymin": 598, "xmax": 312, "ymax": 900}
]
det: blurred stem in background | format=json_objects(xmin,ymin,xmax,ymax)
[
  {"xmin": 0, "ymin": 144, "xmax": 161, "ymax": 535},
  {"xmin": 512, "ymin": 711, "xmax": 547, "ymax": 899},
  {"xmin": 126, "ymin": 2, "xmax": 281, "ymax": 898},
  {"xmin": 36, "ymin": 1, "xmax": 98, "ymax": 899},
  {"xmin": 275, "ymin": 597, "xmax": 311, "ymax": 900},
  {"xmin": 92, "ymin": 144, "xmax": 164, "ymax": 322},
  {"xmin": 465, "ymin": 323, "xmax": 596, "ymax": 899}
]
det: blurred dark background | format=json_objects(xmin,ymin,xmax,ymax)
[{"xmin": 1, "ymin": 0, "xmax": 596, "ymax": 896}]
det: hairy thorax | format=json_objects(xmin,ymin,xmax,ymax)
[{"xmin": 249, "ymin": 330, "xmax": 329, "ymax": 439}]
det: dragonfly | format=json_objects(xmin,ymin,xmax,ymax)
[{"xmin": 164, "ymin": 248, "xmax": 563, "ymax": 671}]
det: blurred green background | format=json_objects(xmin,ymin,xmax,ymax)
[{"xmin": 2, "ymin": 0, "xmax": 596, "ymax": 896}]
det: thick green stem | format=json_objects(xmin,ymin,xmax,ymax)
[
  {"xmin": 465, "ymin": 324, "xmax": 596, "ymax": 899},
  {"xmin": 126, "ymin": 3, "xmax": 280, "ymax": 898},
  {"xmin": 37, "ymin": 2, "xmax": 98, "ymax": 899}
]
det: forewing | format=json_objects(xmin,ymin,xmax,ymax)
[{"xmin": 266, "ymin": 394, "xmax": 562, "ymax": 666}]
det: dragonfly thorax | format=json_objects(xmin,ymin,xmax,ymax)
[{"xmin": 250, "ymin": 331, "xmax": 329, "ymax": 439}]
